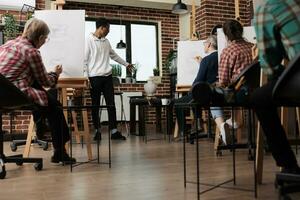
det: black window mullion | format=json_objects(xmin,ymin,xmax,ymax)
[{"xmin": 125, "ymin": 22, "xmax": 131, "ymax": 77}]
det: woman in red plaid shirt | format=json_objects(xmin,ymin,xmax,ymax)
[
  {"xmin": 217, "ymin": 19, "xmax": 253, "ymax": 144},
  {"xmin": 0, "ymin": 18, "xmax": 75, "ymax": 164}
]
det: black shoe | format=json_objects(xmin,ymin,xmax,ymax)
[
  {"xmin": 281, "ymin": 166, "xmax": 300, "ymax": 175},
  {"xmin": 189, "ymin": 133, "xmax": 195, "ymax": 144},
  {"xmin": 51, "ymin": 151, "xmax": 76, "ymax": 164},
  {"xmin": 93, "ymin": 130, "xmax": 101, "ymax": 141},
  {"xmin": 111, "ymin": 131, "xmax": 126, "ymax": 140}
]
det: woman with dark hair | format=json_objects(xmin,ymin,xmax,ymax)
[
  {"xmin": 219, "ymin": 19, "xmax": 253, "ymax": 87},
  {"xmin": 216, "ymin": 19, "xmax": 254, "ymax": 144},
  {"xmin": 211, "ymin": 24, "xmax": 222, "ymax": 36}
]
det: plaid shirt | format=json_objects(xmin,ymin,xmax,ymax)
[
  {"xmin": 0, "ymin": 37, "xmax": 58, "ymax": 106},
  {"xmin": 219, "ymin": 40, "xmax": 253, "ymax": 86},
  {"xmin": 254, "ymin": 0, "xmax": 300, "ymax": 79}
]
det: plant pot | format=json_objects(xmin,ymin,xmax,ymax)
[
  {"xmin": 125, "ymin": 77, "xmax": 132, "ymax": 83},
  {"xmin": 144, "ymin": 79, "xmax": 157, "ymax": 97}
]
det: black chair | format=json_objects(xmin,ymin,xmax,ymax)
[
  {"xmin": 272, "ymin": 52, "xmax": 300, "ymax": 200},
  {"xmin": 10, "ymin": 115, "xmax": 49, "ymax": 152},
  {"xmin": 192, "ymin": 61, "xmax": 261, "ymax": 154},
  {"xmin": 0, "ymin": 74, "xmax": 43, "ymax": 179},
  {"xmin": 178, "ymin": 61, "xmax": 261, "ymax": 199}
]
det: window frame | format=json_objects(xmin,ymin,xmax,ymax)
[{"xmin": 85, "ymin": 17, "xmax": 159, "ymax": 82}]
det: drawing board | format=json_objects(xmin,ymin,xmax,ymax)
[
  {"xmin": 177, "ymin": 40, "xmax": 207, "ymax": 85},
  {"xmin": 35, "ymin": 10, "xmax": 85, "ymax": 78}
]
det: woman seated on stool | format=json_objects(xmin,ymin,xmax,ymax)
[{"xmin": 0, "ymin": 18, "xmax": 76, "ymax": 164}]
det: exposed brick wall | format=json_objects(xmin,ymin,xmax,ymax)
[
  {"xmin": 1, "ymin": 0, "xmax": 254, "ymax": 133},
  {"xmin": 64, "ymin": 1, "xmax": 178, "ymax": 124},
  {"xmin": 196, "ymin": 0, "xmax": 253, "ymax": 39}
]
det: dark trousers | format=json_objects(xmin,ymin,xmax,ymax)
[
  {"xmin": 32, "ymin": 89, "xmax": 70, "ymax": 152},
  {"xmin": 175, "ymin": 93, "xmax": 201, "ymax": 132},
  {"xmin": 89, "ymin": 75, "xmax": 117, "ymax": 131},
  {"xmin": 250, "ymin": 80, "xmax": 298, "ymax": 168}
]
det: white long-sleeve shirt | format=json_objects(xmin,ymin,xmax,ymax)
[{"xmin": 84, "ymin": 33, "xmax": 129, "ymax": 77}]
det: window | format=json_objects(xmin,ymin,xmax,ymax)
[
  {"xmin": 85, "ymin": 19, "xmax": 159, "ymax": 81},
  {"xmin": 131, "ymin": 24, "xmax": 157, "ymax": 81}
]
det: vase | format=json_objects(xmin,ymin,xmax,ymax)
[
  {"xmin": 125, "ymin": 77, "xmax": 132, "ymax": 83},
  {"xmin": 144, "ymin": 79, "xmax": 157, "ymax": 96}
]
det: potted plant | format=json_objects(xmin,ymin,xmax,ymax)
[
  {"xmin": 2, "ymin": 13, "xmax": 18, "ymax": 42},
  {"xmin": 111, "ymin": 64, "xmax": 122, "ymax": 77},
  {"xmin": 132, "ymin": 63, "xmax": 139, "ymax": 83},
  {"xmin": 164, "ymin": 49, "xmax": 177, "ymax": 73},
  {"xmin": 153, "ymin": 67, "xmax": 159, "ymax": 76}
]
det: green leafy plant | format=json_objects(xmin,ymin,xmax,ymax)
[
  {"xmin": 111, "ymin": 64, "xmax": 122, "ymax": 77},
  {"xmin": 3, "ymin": 13, "xmax": 18, "ymax": 41},
  {"xmin": 132, "ymin": 63, "xmax": 139, "ymax": 79},
  {"xmin": 163, "ymin": 49, "xmax": 177, "ymax": 69},
  {"xmin": 153, "ymin": 67, "xmax": 159, "ymax": 76}
]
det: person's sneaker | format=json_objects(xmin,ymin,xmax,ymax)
[
  {"xmin": 111, "ymin": 131, "xmax": 126, "ymax": 140},
  {"xmin": 93, "ymin": 130, "xmax": 101, "ymax": 141},
  {"xmin": 51, "ymin": 151, "xmax": 76, "ymax": 164},
  {"xmin": 220, "ymin": 122, "xmax": 230, "ymax": 145}
]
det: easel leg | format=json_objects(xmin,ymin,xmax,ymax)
[
  {"xmin": 256, "ymin": 122, "xmax": 264, "ymax": 184},
  {"xmin": 82, "ymin": 99, "xmax": 92, "ymax": 160},
  {"xmin": 23, "ymin": 115, "xmax": 35, "ymax": 157},
  {"xmin": 71, "ymin": 111, "xmax": 81, "ymax": 143}
]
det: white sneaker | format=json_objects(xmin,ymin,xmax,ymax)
[
  {"xmin": 220, "ymin": 122, "xmax": 230, "ymax": 145},
  {"xmin": 226, "ymin": 118, "xmax": 239, "ymax": 129}
]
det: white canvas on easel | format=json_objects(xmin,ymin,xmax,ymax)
[
  {"xmin": 177, "ymin": 40, "xmax": 207, "ymax": 85},
  {"xmin": 217, "ymin": 26, "xmax": 257, "ymax": 62},
  {"xmin": 34, "ymin": 10, "xmax": 85, "ymax": 78}
]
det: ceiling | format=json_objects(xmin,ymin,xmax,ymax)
[{"xmin": 66, "ymin": 0, "xmax": 201, "ymax": 10}]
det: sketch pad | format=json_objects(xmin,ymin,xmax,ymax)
[
  {"xmin": 177, "ymin": 40, "xmax": 207, "ymax": 85},
  {"xmin": 35, "ymin": 10, "xmax": 85, "ymax": 78}
]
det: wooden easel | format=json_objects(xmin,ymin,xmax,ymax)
[
  {"xmin": 174, "ymin": 0, "xmax": 198, "ymax": 138},
  {"xmin": 50, "ymin": 1, "xmax": 92, "ymax": 160},
  {"xmin": 57, "ymin": 78, "xmax": 92, "ymax": 160},
  {"xmin": 190, "ymin": 0, "xmax": 198, "ymax": 40},
  {"xmin": 51, "ymin": 0, "xmax": 65, "ymax": 10}
]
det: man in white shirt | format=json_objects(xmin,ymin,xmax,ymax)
[{"xmin": 84, "ymin": 18, "xmax": 133, "ymax": 140}]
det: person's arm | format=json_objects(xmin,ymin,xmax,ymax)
[
  {"xmin": 27, "ymin": 49, "xmax": 58, "ymax": 87},
  {"xmin": 83, "ymin": 37, "xmax": 91, "ymax": 77},
  {"xmin": 192, "ymin": 57, "xmax": 208, "ymax": 86},
  {"xmin": 254, "ymin": 5, "xmax": 284, "ymax": 79},
  {"xmin": 109, "ymin": 42, "xmax": 129, "ymax": 67},
  {"xmin": 218, "ymin": 49, "xmax": 233, "ymax": 86},
  {"xmin": 108, "ymin": 42, "xmax": 134, "ymax": 72}
]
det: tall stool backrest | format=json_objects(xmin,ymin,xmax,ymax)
[
  {"xmin": 0, "ymin": 74, "xmax": 33, "ymax": 110},
  {"xmin": 272, "ymin": 52, "xmax": 300, "ymax": 106},
  {"xmin": 232, "ymin": 61, "xmax": 261, "ymax": 93}
]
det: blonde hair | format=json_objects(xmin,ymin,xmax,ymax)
[{"xmin": 22, "ymin": 18, "xmax": 50, "ymax": 43}]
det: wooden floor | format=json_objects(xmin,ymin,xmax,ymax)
[{"xmin": 1, "ymin": 127, "xmax": 299, "ymax": 200}]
